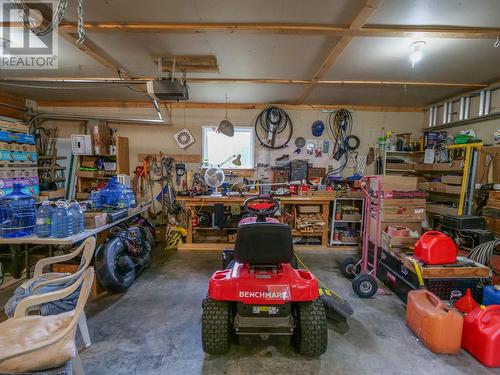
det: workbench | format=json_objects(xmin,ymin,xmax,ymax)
[
  {"xmin": 177, "ymin": 195, "xmax": 335, "ymax": 251},
  {"xmin": 0, "ymin": 205, "xmax": 150, "ymax": 279}
]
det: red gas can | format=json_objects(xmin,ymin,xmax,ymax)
[
  {"xmin": 414, "ymin": 231, "xmax": 458, "ymax": 265},
  {"xmin": 462, "ymin": 305, "xmax": 500, "ymax": 368}
]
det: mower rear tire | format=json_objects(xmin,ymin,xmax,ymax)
[
  {"xmin": 201, "ymin": 298, "xmax": 232, "ymax": 355},
  {"xmin": 293, "ymin": 299, "xmax": 328, "ymax": 357},
  {"xmin": 352, "ymin": 273, "xmax": 378, "ymax": 298},
  {"xmin": 340, "ymin": 257, "xmax": 359, "ymax": 279}
]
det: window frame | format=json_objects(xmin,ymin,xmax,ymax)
[{"xmin": 201, "ymin": 126, "xmax": 255, "ymax": 169}]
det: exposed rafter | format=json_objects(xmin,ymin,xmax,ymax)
[
  {"xmin": 0, "ymin": 77, "xmax": 487, "ymax": 89},
  {"xmin": 36, "ymin": 100, "xmax": 425, "ymax": 112},
  {"xmin": 296, "ymin": 0, "xmax": 382, "ymax": 104},
  {"xmin": 52, "ymin": 22, "xmax": 500, "ymax": 39}
]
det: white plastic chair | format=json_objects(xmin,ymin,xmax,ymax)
[
  {"xmin": 19, "ymin": 237, "xmax": 96, "ymax": 348},
  {"xmin": 0, "ymin": 267, "xmax": 94, "ymax": 375}
]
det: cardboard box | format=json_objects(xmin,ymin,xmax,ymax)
[
  {"xmin": 379, "ymin": 198, "xmax": 426, "ymax": 207},
  {"xmin": 484, "ymin": 216, "xmax": 500, "ymax": 234},
  {"xmin": 386, "ymin": 162, "xmax": 414, "ymax": 171},
  {"xmin": 39, "ymin": 188, "xmax": 65, "ymax": 200},
  {"xmin": 432, "ymin": 161, "xmax": 463, "ymax": 172},
  {"xmin": 370, "ymin": 176, "xmax": 417, "ymax": 192},
  {"xmin": 414, "ymin": 163, "xmax": 434, "ymax": 172},
  {"xmin": 426, "ymin": 203, "xmax": 458, "ymax": 216},
  {"xmin": 90, "ymin": 120, "xmax": 111, "ymax": 155},
  {"xmin": 369, "ymin": 220, "xmax": 422, "ymax": 245},
  {"xmin": 429, "ymin": 182, "xmax": 447, "ymax": 193},
  {"xmin": 417, "ymin": 182, "xmax": 430, "ymax": 190},
  {"xmin": 441, "ymin": 175, "xmax": 462, "ymax": 185},
  {"xmin": 340, "ymin": 235, "xmax": 361, "ymax": 244},
  {"xmin": 77, "ymin": 170, "xmax": 98, "ymax": 179},
  {"xmin": 81, "ymin": 156, "xmax": 96, "ymax": 168},
  {"xmin": 379, "ymin": 205, "xmax": 426, "ymax": 221},
  {"xmin": 342, "ymin": 213, "xmax": 361, "ymax": 221},
  {"xmin": 381, "ymin": 231, "xmax": 418, "ymax": 251},
  {"xmin": 84, "ymin": 212, "xmax": 108, "ymax": 229},
  {"xmin": 445, "ymin": 184, "xmax": 462, "ymax": 195}
]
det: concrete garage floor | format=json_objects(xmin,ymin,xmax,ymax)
[{"xmin": 76, "ymin": 249, "xmax": 495, "ymax": 375}]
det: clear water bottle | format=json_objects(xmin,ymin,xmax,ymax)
[
  {"xmin": 35, "ymin": 202, "xmax": 54, "ymax": 237},
  {"xmin": 90, "ymin": 190, "xmax": 101, "ymax": 209},
  {"xmin": 51, "ymin": 203, "xmax": 72, "ymax": 238},
  {"xmin": 0, "ymin": 183, "xmax": 36, "ymax": 238},
  {"xmin": 69, "ymin": 201, "xmax": 84, "ymax": 234}
]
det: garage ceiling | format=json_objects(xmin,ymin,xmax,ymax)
[{"xmin": 0, "ymin": 0, "xmax": 499, "ymax": 108}]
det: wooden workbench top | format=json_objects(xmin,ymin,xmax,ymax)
[{"xmin": 176, "ymin": 195, "xmax": 335, "ymax": 204}]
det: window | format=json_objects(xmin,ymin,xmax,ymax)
[{"xmin": 202, "ymin": 126, "xmax": 254, "ymax": 169}]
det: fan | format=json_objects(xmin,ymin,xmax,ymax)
[
  {"xmin": 204, "ymin": 166, "xmax": 225, "ymax": 197},
  {"xmin": 174, "ymin": 128, "xmax": 195, "ymax": 149}
]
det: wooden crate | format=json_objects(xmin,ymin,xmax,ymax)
[{"xmin": 51, "ymin": 263, "xmax": 104, "ymax": 297}]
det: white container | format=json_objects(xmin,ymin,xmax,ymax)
[{"xmin": 71, "ymin": 134, "xmax": 92, "ymax": 155}]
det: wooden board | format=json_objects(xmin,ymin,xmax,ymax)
[
  {"xmin": 401, "ymin": 255, "xmax": 491, "ymax": 279},
  {"xmin": 476, "ymin": 146, "xmax": 500, "ymax": 184},
  {"xmin": 176, "ymin": 243, "xmax": 356, "ymax": 252},
  {"xmin": 137, "ymin": 153, "xmax": 202, "ymax": 163}
]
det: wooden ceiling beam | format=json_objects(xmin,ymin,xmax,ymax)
[
  {"xmin": 0, "ymin": 77, "xmax": 487, "ymax": 89},
  {"xmin": 53, "ymin": 22, "xmax": 500, "ymax": 39},
  {"xmin": 36, "ymin": 100, "xmax": 425, "ymax": 112},
  {"xmin": 296, "ymin": 0, "xmax": 382, "ymax": 104}
]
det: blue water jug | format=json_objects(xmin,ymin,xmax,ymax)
[
  {"xmin": 117, "ymin": 191, "xmax": 129, "ymax": 209},
  {"xmin": 125, "ymin": 188, "xmax": 136, "ymax": 208},
  {"xmin": 483, "ymin": 285, "xmax": 500, "ymax": 306},
  {"xmin": 69, "ymin": 202, "xmax": 84, "ymax": 234},
  {"xmin": 51, "ymin": 203, "xmax": 73, "ymax": 238},
  {"xmin": 0, "ymin": 183, "xmax": 36, "ymax": 238},
  {"xmin": 100, "ymin": 177, "xmax": 126, "ymax": 207},
  {"xmin": 35, "ymin": 202, "xmax": 54, "ymax": 237},
  {"xmin": 90, "ymin": 190, "xmax": 101, "ymax": 209}
]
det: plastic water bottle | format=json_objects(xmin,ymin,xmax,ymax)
[
  {"xmin": 90, "ymin": 190, "xmax": 101, "ymax": 209},
  {"xmin": 0, "ymin": 183, "xmax": 36, "ymax": 238},
  {"xmin": 51, "ymin": 203, "xmax": 73, "ymax": 238},
  {"xmin": 125, "ymin": 188, "xmax": 136, "ymax": 208},
  {"xmin": 69, "ymin": 201, "xmax": 84, "ymax": 234},
  {"xmin": 35, "ymin": 202, "xmax": 54, "ymax": 237},
  {"xmin": 118, "ymin": 191, "xmax": 129, "ymax": 209}
]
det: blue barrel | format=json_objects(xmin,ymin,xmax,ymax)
[
  {"xmin": 0, "ymin": 183, "xmax": 36, "ymax": 238},
  {"xmin": 483, "ymin": 285, "xmax": 500, "ymax": 306},
  {"xmin": 35, "ymin": 202, "xmax": 54, "ymax": 237}
]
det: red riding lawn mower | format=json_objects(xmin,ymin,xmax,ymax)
[{"xmin": 201, "ymin": 196, "xmax": 353, "ymax": 356}]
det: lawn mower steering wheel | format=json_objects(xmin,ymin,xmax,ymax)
[{"xmin": 243, "ymin": 196, "xmax": 280, "ymax": 217}]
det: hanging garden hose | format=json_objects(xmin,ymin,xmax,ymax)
[
  {"xmin": 254, "ymin": 106, "xmax": 293, "ymax": 149},
  {"xmin": 468, "ymin": 240, "xmax": 499, "ymax": 285},
  {"xmin": 326, "ymin": 109, "xmax": 357, "ymax": 177}
]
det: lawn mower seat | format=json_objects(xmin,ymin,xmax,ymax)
[{"xmin": 234, "ymin": 223, "xmax": 293, "ymax": 265}]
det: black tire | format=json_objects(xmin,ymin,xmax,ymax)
[
  {"xmin": 352, "ymin": 273, "xmax": 378, "ymax": 298},
  {"xmin": 293, "ymin": 299, "xmax": 328, "ymax": 357},
  {"xmin": 95, "ymin": 239, "xmax": 136, "ymax": 293},
  {"xmin": 201, "ymin": 298, "xmax": 232, "ymax": 355},
  {"xmin": 340, "ymin": 257, "xmax": 359, "ymax": 279}
]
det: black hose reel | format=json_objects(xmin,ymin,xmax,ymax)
[{"xmin": 254, "ymin": 106, "xmax": 293, "ymax": 149}]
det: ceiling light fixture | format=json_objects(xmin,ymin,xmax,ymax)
[{"xmin": 409, "ymin": 41, "xmax": 426, "ymax": 69}]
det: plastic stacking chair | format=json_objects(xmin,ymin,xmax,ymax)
[
  {"xmin": 0, "ymin": 268, "xmax": 95, "ymax": 375},
  {"xmin": 6, "ymin": 237, "xmax": 96, "ymax": 349}
]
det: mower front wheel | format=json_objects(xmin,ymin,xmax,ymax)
[
  {"xmin": 352, "ymin": 273, "xmax": 378, "ymax": 298},
  {"xmin": 293, "ymin": 299, "xmax": 328, "ymax": 357},
  {"xmin": 201, "ymin": 298, "xmax": 232, "ymax": 355}
]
